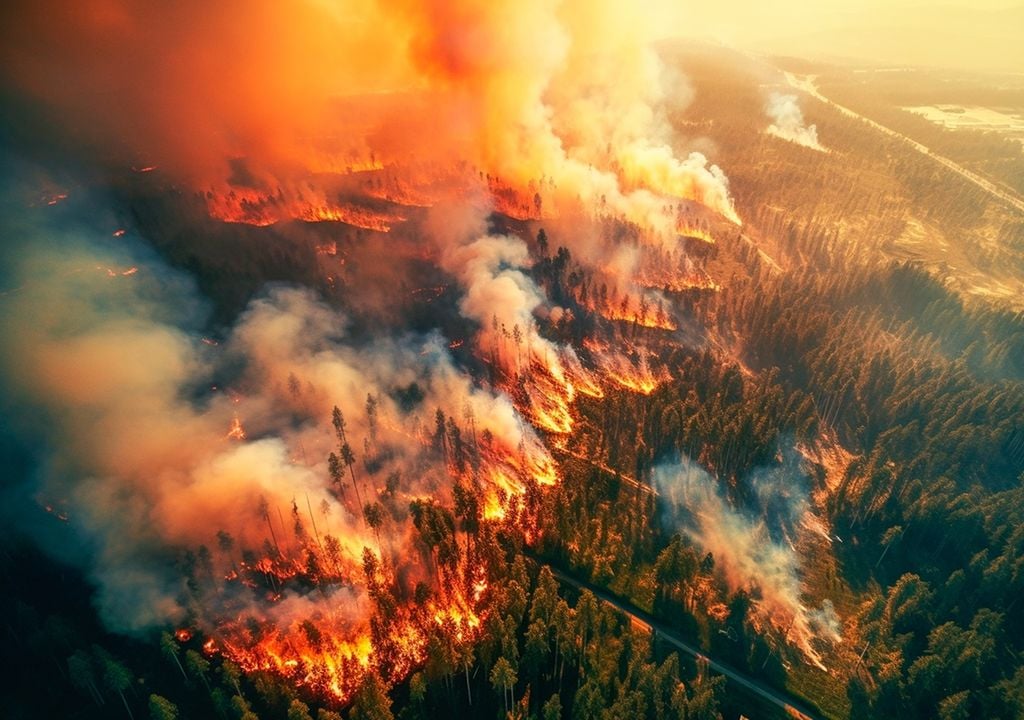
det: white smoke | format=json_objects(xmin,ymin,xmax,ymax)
[
  {"xmin": 765, "ymin": 92, "xmax": 825, "ymax": 152},
  {"xmin": 654, "ymin": 450, "xmax": 841, "ymax": 669}
]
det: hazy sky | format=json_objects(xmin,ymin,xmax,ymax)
[{"xmin": 679, "ymin": 0, "xmax": 1024, "ymax": 73}]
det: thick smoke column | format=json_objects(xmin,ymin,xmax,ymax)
[
  {"xmin": 0, "ymin": 0, "xmax": 739, "ymax": 229},
  {"xmin": 441, "ymin": 234, "xmax": 551, "ymax": 368},
  {"xmin": 765, "ymin": 92, "xmax": 825, "ymax": 152},
  {"xmin": 654, "ymin": 451, "xmax": 840, "ymax": 669}
]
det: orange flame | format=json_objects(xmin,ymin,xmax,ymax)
[
  {"xmin": 597, "ymin": 300, "xmax": 678, "ymax": 331},
  {"xmin": 677, "ymin": 226, "xmax": 716, "ymax": 244},
  {"xmin": 596, "ymin": 351, "xmax": 667, "ymax": 395},
  {"xmin": 226, "ymin": 415, "xmax": 246, "ymax": 441},
  {"xmin": 205, "ymin": 187, "xmax": 405, "ymax": 232}
]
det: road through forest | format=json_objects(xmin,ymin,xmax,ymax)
[
  {"xmin": 545, "ymin": 564, "xmax": 827, "ymax": 720},
  {"xmin": 786, "ymin": 72, "xmax": 1024, "ymax": 216}
]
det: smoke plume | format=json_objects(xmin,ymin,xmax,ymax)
[
  {"xmin": 765, "ymin": 92, "xmax": 825, "ymax": 152},
  {"xmin": 0, "ymin": 0, "xmax": 739, "ymax": 229},
  {"xmin": 654, "ymin": 450, "xmax": 841, "ymax": 669}
]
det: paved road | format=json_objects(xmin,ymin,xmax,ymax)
[
  {"xmin": 546, "ymin": 565, "xmax": 828, "ymax": 720},
  {"xmin": 786, "ymin": 72, "xmax": 1024, "ymax": 216}
]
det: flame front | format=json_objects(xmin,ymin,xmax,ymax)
[{"xmin": 0, "ymin": 0, "xmax": 776, "ymax": 707}]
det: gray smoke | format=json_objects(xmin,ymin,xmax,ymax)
[
  {"xmin": 654, "ymin": 447, "xmax": 841, "ymax": 668},
  {"xmin": 0, "ymin": 195, "xmax": 547, "ymax": 633}
]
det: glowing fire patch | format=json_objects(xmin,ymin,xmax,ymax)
[
  {"xmin": 226, "ymin": 415, "xmax": 246, "ymax": 441},
  {"xmin": 205, "ymin": 188, "xmax": 405, "ymax": 232}
]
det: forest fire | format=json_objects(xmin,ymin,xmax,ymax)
[
  {"xmin": 594, "ymin": 297, "xmax": 678, "ymax": 331},
  {"xmin": 147, "ymin": 343, "xmax": 568, "ymax": 706},
  {"xmin": 677, "ymin": 226, "xmax": 716, "ymax": 244},
  {"xmin": 482, "ymin": 494, "xmax": 506, "ymax": 521},
  {"xmin": 487, "ymin": 176, "xmax": 543, "ymax": 220},
  {"xmin": 521, "ymin": 363, "xmax": 578, "ymax": 436},
  {"xmin": 472, "ymin": 441, "xmax": 559, "ymax": 525},
  {"xmin": 526, "ymin": 390, "xmax": 574, "ymax": 435},
  {"xmin": 205, "ymin": 189, "xmax": 406, "ymax": 232},
  {"xmin": 600, "ymin": 353, "xmax": 664, "ymax": 395},
  {"xmin": 358, "ymin": 163, "xmax": 474, "ymax": 208},
  {"xmin": 196, "ymin": 493, "xmax": 502, "ymax": 705},
  {"xmin": 4, "ymin": 0, "xmax": 1018, "ymax": 715},
  {"xmin": 218, "ymin": 622, "xmax": 379, "ymax": 703},
  {"xmin": 0, "ymin": 0, "xmax": 892, "ymax": 716},
  {"xmin": 225, "ymin": 415, "xmax": 246, "ymax": 441},
  {"xmin": 179, "ymin": 537, "xmax": 466, "ymax": 704},
  {"xmin": 640, "ymin": 271, "xmax": 721, "ymax": 294},
  {"xmin": 562, "ymin": 352, "xmax": 605, "ymax": 399},
  {"xmin": 610, "ymin": 373, "xmax": 658, "ymax": 395}
]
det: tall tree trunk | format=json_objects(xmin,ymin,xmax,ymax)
[{"xmin": 118, "ymin": 690, "xmax": 134, "ymax": 720}]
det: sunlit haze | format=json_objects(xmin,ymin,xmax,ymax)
[{"xmin": 682, "ymin": 0, "xmax": 1024, "ymax": 72}]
